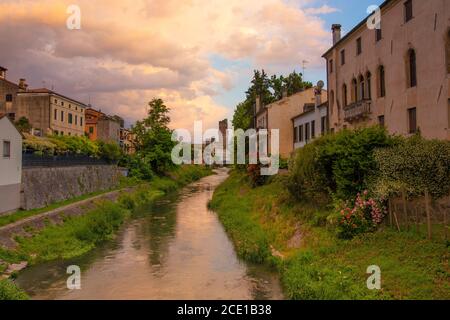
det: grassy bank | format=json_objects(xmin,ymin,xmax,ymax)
[
  {"xmin": 209, "ymin": 170, "xmax": 450, "ymax": 300},
  {"xmin": 0, "ymin": 165, "xmax": 212, "ymax": 300}
]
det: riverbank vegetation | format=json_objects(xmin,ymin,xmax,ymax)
[{"xmin": 210, "ymin": 127, "xmax": 450, "ymax": 300}]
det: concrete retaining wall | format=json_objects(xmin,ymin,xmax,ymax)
[{"xmin": 21, "ymin": 165, "xmax": 122, "ymax": 210}]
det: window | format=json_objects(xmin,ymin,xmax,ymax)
[
  {"xmin": 376, "ymin": 27, "xmax": 382, "ymax": 42},
  {"xmin": 294, "ymin": 126, "xmax": 298, "ymax": 142},
  {"xmin": 89, "ymin": 126, "xmax": 94, "ymax": 134},
  {"xmin": 68, "ymin": 113, "xmax": 73, "ymax": 124},
  {"xmin": 329, "ymin": 59, "xmax": 334, "ymax": 73},
  {"xmin": 366, "ymin": 72, "xmax": 372, "ymax": 99},
  {"xmin": 340, "ymin": 50, "xmax": 346, "ymax": 65},
  {"xmin": 75, "ymin": 115, "xmax": 78, "ymax": 125},
  {"xmin": 408, "ymin": 49, "xmax": 417, "ymax": 87},
  {"xmin": 356, "ymin": 37, "xmax": 362, "ymax": 55},
  {"xmin": 54, "ymin": 99, "xmax": 57, "ymax": 104},
  {"xmin": 379, "ymin": 66, "xmax": 386, "ymax": 97},
  {"xmin": 404, "ymin": 0, "xmax": 413, "ymax": 23},
  {"xmin": 352, "ymin": 78, "xmax": 358, "ymax": 102},
  {"xmin": 54, "ymin": 108, "xmax": 57, "ymax": 120},
  {"xmin": 61, "ymin": 131, "xmax": 64, "ymax": 136},
  {"xmin": 54, "ymin": 130, "xmax": 59, "ymax": 135},
  {"xmin": 305, "ymin": 123, "xmax": 310, "ymax": 142},
  {"xmin": 342, "ymin": 84, "xmax": 348, "ymax": 107},
  {"xmin": 330, "ymin": 90, "xmax": 335, "ymax": 112},
  {"xmin": 5, "ymin": 94, "xmax": 12, "ymax": 102},
  {"xmin": 311, "ymin": 121, "xmax": 316, "ymax": 139},
  {"xmin": 321, "ymin": 116, "xmax": 328, "ymax": 135},
  {"xmin": 61, "ymin": 101, "xmax": 64, "ymax": 106},
  {"xmin": 408, "ymin": 107, "xmax": 417, "ymax": 134},
  {"xmin": 359, "ymin": 75, "xmax": 365, "ymax": 100},
  {"xmin": 378, "ymin": 115, "xmax": 385, "ymax": 127},
  {"xmin": 3, "ymin": 141, "xmax": 11, "ymax": 158},
  {"xmin": 80, "ymin": 117, "xmax": 83, "ymax": 126},
  {"xmin": 61, "ymin": 110, "xmax": 64, "ymax": 122}
]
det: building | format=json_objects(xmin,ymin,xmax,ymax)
[
  {"xmin": 323, "ymin": 0, "xmax": 450, "ymax": 140},
  {"xmin": 255, "ymin": 87, "xmax": 328, "ymax": 158},
  {"xmin": 0, "ymin": 114, "xmax": 23, "ymax": 214},
  {"xmin": 97, "ymin": 115, "xmax": 121, "ymax": 144},
  {"xmin": 120, "ymin": 128, "xmax": 136, "ymax": 154},
  {"xmin": 85, "ymin": 107, "xmax": 105, "ymax": 141},
  {"xmin": 14, "ymin": 88, "xmax": 87, "ymax": 137},
  {"xmin": 292, "ymin": 86, "xmax": 329, "ymax": 150},
  {"xmin": 0, "ymin": 66, "xmax": 24, "ymax": 120}
]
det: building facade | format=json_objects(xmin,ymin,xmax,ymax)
[
  {"xmin": 85, "ymin": 108, "xmax": 105, "ymax": 141},
  {"xmin": 0, "ymin": 115, "xmax": 23, "ymax": 214},
  {"xmin": 255, "ymin": 88, "xmax": 327, "ymax": 158},
  {"xmin": 292, "ymin": 88, "xmax": 329, "ymax": 150},
  {"xmin": 323, "ymin": 0, "xmax": 450, "ymax": 140},
  {"xmin": 97, "ymin": 115, "xmax": 121, "ymax": 144},
  {"xmin": 0, "ymin": 67, "xmax": 25, "ymax": 120}
]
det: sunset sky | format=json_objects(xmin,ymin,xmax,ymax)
[{"xmin": 0, "ymin": 0, "xmax": 383, "ymax": 130}]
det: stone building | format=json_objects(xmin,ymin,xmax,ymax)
[
  {"xmin": 0, "ymin": 114, "xmax": 23, "ymax": 214},
  {"xmin": 15, "ymin": 88, "xmax": 87, "ymax": 137},
  {"xmin": 97, "ymin": 115, "xmax": 121, "ymax": 144},
  {"xmin": 255, "ymin": 87, "xmax": 327, "ymax": 158},
  {"xmin": 85, "ymin": 107, "xmax": 105, "ymax": 141},
  {"xmin": 0, "ymin": 66, "xmax": 23, "ymax": 120},
  {"xmin": 323, "ymin": 0, "xmax": 450, "ymax": 140}
]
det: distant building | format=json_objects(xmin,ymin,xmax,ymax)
[
  {"xmin": 0, "ymin": 66, "xmax": 21, "ymax": 120},
  {"xmin": 97, "ymin": 115, "xmax": 121, "ymax": 144},
  {"xmin": 0, "ymin": 114, "xmax": 23, "ymax": 214},
  {"xmin": 292, "ymin": 86, "xmax": 329, "ymax": 150},
  {"xmin": 120, "ymin": 128, "xmax": 136, "ymax": 154},
  {"xmin": 255, "ymin": 87, "xmax": 328, "ymax": 158},
  {"xmin": 85, "ymin": 108, "xmax": 105, "ymax": 141},
  {"xmin": 323, "ymin": 0, "xmax": 450, "ymax": 139}
]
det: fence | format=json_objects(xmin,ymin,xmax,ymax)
[
  {"xmin": 22, "ymin": 153, "xmax": 113, "ymax": 168},
  {"xmin": 388, "ymin": 191, "xmax": 449, "ymax": 241}
]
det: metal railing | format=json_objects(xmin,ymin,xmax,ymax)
[
  {"xmin": 22, "ymin": 153, "xmax": 113, "ymax": 168},
  {"xmin": 344, "ymin": 99, "xmax": 372, "ymax": 122}
]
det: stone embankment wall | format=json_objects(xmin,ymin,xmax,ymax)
[{"xmin": 21, "ymin": 165, "xmax": 122, "ymax": 210}]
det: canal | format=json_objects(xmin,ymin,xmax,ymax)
[{"xmin": 16, "ymin": 168, "xmax": 283, "ymax": 300}]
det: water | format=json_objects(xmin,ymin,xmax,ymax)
[{"xmin": 16, "ymin": 168, "xmax": 284, "ymax": 300}]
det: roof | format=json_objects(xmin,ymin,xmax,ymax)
[
  {"xmin": 322, "ymin": 0, "xmax": 394, "ymax": 58},
  {"xmin": 0, "ymin": 77, "xmax": 20, "ymax": 89},
  {"xmin": 291, "ymin": 101, "xmax": 329, "ymax": 121},
  {"xmin": 0, "ymin": 114, "xmax": 25, "ymax": 138},
  {"xmin": 17, "ymin": 88, "xmax": 88, "ymax": 108}
]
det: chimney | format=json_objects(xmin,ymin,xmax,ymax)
[
  {"xmin": 0, "ymin": 67, "xmax": 6, "ymax": 79},
  {"xmin": 255, "ymin": 95, "xmax": 261, "ymax": 112},
  {"xmin": 18, "ymin": 78, "xmax": 28, "ymax": 90},
  {"xmin": 332, "ymin": 24, "xmax": 342, "ymax": 45}
]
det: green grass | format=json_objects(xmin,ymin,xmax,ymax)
[
  {"xmin": 0, "ymin": 165, "xmax": 212, "ymax": 300},
  {"xmin": 0, "ymin": 279, "xmax": 29, "ymax": 300},
  {"xmin": 210, "ymin": 170, "xmax": 450, "ymax": 300}
]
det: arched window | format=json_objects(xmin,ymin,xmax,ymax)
[
  {"xmin": 446, "ymin": 30, "xmax": 450, "ymax": 74},
  {"xmin": 352, "ymin": 78, "xmax": 358, "ymax": 103},
  {"xmin": 366, "ymin": 71, "xmax": 372, "ymax": 100},
  {"xmin": 342, "ymin": 84, "xmax": 348, "ymax": 107},
  {"xmin": 408, "ymin": 49, "xmax": 417, "ymax": 87},
  {"xmin": 378, "ymin": 66, "xmax": 386, "ymax": 97},
  {"xmin": 359, "ymin": 75, "xmax": 365, "ymax": 100}
]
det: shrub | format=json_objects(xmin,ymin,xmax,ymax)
[
  {"xmin": 372, "ymin": 135, "xmax": 450, "ymax": 199},
  {"xmin": 0, "ymin": 280, "xmax": 29, "ymax": 300},
  {"xmin": 288, "ymin": 126, "xmax": 393, "ymax": 202},
  {"xmin": 336, "ymin": 191, "xmax": 386, "ymax": 239},
  {"xmin": 97, "ymin": 140, "xmax": 123, "ymax": 163}
]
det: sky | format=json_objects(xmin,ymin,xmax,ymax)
[{"xmin": 0, "ymin": 0, "xmax": 384, "ymax": 131}]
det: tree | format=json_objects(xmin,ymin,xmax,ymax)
[
  {"xmin": 131, "ymin": 98, "xmax": 175, "ymax": 175},
  {"xmin": 15, "ymin": 117, "xmax": 32, "ymax": 133}
]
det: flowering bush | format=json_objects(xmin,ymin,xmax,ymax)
[{"xmin": 337, "ymin": 191, "xmax": 386, "ymax": 239}]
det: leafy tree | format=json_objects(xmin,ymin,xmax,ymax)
[
  {"xmin": 132, "ymin": 98, "xmax": 175, "ymax": 175},
  {"xmin": 14, "ymin": 117, "xmax": 32, "ymax": 133}
]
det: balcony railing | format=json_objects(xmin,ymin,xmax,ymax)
[{"xmin": 344, "ymin": 99, "xmax": 372, "ymax": 122}]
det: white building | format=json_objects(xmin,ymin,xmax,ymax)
[
  {"xmin": 0, "ymin": 114, "xmax": 23, "ymax": 214},
  {"xmin": 292, "ymin": 87, "xmax": 329, "ymax": 149}
]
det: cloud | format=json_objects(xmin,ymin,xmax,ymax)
[{"xmin": 0, "ymin": 0, "xmax": 332, "ymax": 130}]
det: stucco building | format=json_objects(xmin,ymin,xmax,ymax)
[
  {"xmin": 0, "ymin": 115, "xmax": 23, "ymax": 214},
  {"xmin": 323, "ymin": 0, "xmax": 450, "ymax": 140},
  {"xmin": 255, "ymin": 87, "xmax": 327, "ymax": 158}
]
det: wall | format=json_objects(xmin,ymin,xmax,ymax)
[
  {"xmin": 50, "ymin": 95, "xmax": 86, "ymax": 136},
  {"xmin": 0, "ymin": 77, "xmax": 19, "ymax": 117},
  {"xmin": 0, "ymin": 117, "xmax": 22, "ymax": 214},
  {"xmin": 293, "ymin": 104, "xmax": 328, "ymax": 150},
  {"xmin": 98, "ymin": 117, "xmax": 121, "ymax": 144},
  {"xmin": 324, "ymin": 0, "xmax": 450, "ymax": 140},
  {"xmin": 15, "ymin": 94, "xmax": 51, "ymax": 136},
  {"xmin": 21, "ymin": 165, "xmax": 122, "ymax": 210}
]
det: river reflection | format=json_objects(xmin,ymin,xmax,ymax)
[{"xmin": 16, "ymin": 168, "xmax": 284, "ymax": 300}]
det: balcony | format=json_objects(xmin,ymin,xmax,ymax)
[{"xmin": 344, "ymin": 99, "xmax": 372, "ymax": 122}]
